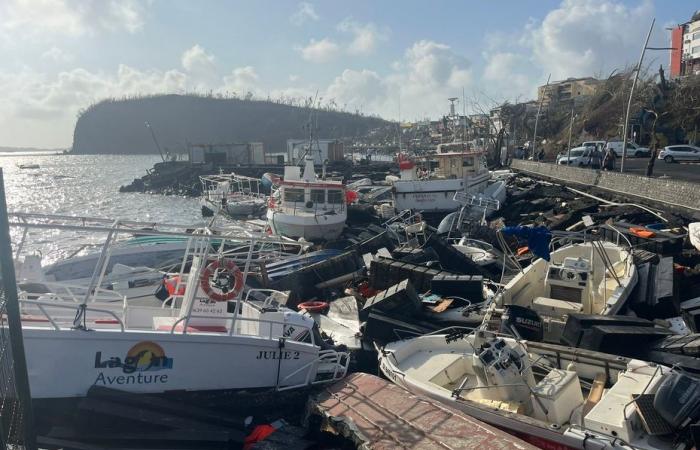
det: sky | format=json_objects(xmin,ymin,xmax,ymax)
[{"xmin": 0, "ymin": 0, "xmax": 696, "ymax": 148}]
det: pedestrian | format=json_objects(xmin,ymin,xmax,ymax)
[
  {"xmin": 537, "ymin": 148, "xmax": 545, "ymax": 162},
  {"xmin": 603, "ymin": 146, "xmax": 616, "ymax": 171}
]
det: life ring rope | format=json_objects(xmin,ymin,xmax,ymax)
[{"xmin": 199, "ymin": 258, "xmax": 244, "ymax": 302}]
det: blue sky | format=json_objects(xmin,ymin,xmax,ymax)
[{"xmin": 0, "ymin": 0, "xmax": 696, "ymax": 147}]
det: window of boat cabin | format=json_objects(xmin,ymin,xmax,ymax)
[
  {"xmin": 284, "ymin": 188, "xmax": 305, "ymax": 203},
  {"xmin": 462, "ymin": 156, "xmax": 474, "ymax": 167},
  {"xmin": 327, "ymin": 190, "xmax": 343, "ymax": 204},
  {"xmin": 310, "ymin": 189, "xmax": 325, "ymax": 203}
]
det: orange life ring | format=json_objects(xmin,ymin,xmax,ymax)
[
  {"xmin": 199, "ymin": 258, "xmax": 244, "ymax": 302},
  {"xmin": 297, "ymin": 301, "xmax": 329, "ymax": 313}
]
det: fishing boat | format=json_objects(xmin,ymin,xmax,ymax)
[
  {"xmin": 379, "ymin": 328, "xmax": 700, "ymax": 449},
  {"xmin": 199, "ymin": 173, "xmax": 267, "ymax": 218},
  {"xmin": 391, "ymin": 143, "xmax": 506, "ymax": 215},
  {"xmin": 10, "ymin": 214, "xmax": 349, "ymax": 403},
  {"xmin": 266, "ymin": 156, "xmax": 347, "ymax": 241},
  {"xmin": 494, "ymin": 236, "xmax": 637, "ymax": 343}
]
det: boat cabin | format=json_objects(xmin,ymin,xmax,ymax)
[
  {"xmin": 271, "ymin": 160, "xmax": 346, "ymax": 215},
  {"xmin": 399, "ymin": 142, "xmax": 487, "ymax": 182}
]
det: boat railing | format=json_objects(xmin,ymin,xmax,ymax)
[
  {"xmin": 244, "ymin": 288, "xmax": 289, "ymax": 309},
  {"xmin": 17, "ymin": 298, "xmax": 125, "ymax": 331},
  {"xmin": 277, "ymin": 348, "xmax": 349, "ymax": 391},
  {"xmin": 18, "ymin": 281, "xmax": 126, "ymax": 304},
  {"xmin": 166, "ymin": 312, "xmax": 315, "ymax": 343}
]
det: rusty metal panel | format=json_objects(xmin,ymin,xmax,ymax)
[{"xmin": 309, "ymin": 373, "xmax": 536, "ymax": 450}]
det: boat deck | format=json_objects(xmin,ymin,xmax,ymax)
[{"xmin": 309, "ymin": 372, "xmax": 537, "ymax": 449}]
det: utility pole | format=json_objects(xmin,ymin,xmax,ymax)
[
  {"xmin": 145, "ymin": 122, "xmax": 166, "ymax": 162},
  {"xmin": 567, "ymin": 107, "xmax": 576, "ymax": 164},
  {"xmin": 533, "ymin": 74, "xmax": 551, "ymax": 159},
  {"xmin": 621, "ymin": 18, "xmax": 655, "ymax": 172}
]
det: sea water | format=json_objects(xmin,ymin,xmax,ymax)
[{"xmin": 2, "ymin": 153, "xmax": 202, "ymax": 264}]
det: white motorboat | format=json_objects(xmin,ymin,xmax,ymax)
[
  {"xmin": 495, "ymin": 238, "xmax": 637, "ymax": 343},
  {"xmin": 266, "ymin": 156, "xmax": 347, "ymax": 242},
  {"xmin": 391, "ymin": 143, "xmax": 506, "ymax": 215},
  {"xmin": 10, "ymin": 215, "xmax": 349, "ymax": 402},
  {"xmin": 379, "ymin": 329, "xmax": 700, "ymax": 450},
  {"xmin": 200, "ymin": 173, "xmax": 267, "ymax": 218}
]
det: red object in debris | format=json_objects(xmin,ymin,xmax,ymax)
[
  {"xmin": 674, "ymin": 263, "xmax": 687, "ymax": 274},
  {"xmin": 297, "ymin": 300, "xmax": 329, "ymax": 313},
  {"xmin": 346, "ymin": 190, "xmax": 359, "ymax": 204},
  {"xmin": 358, "ymin": 281, "xmax": 379, "ymax": 298},
  {"xmin": 629, "ymin": 227, "xmax": 655, "ymax": 239},
  {"xmin": 516, "ymin": 246, "xmax": 530, "ymax": 256},
  {"xmin": 164, "ymin": 276, "xmax": 186, "ymax": 296},
  {"xmin": 243, "ymin": 424, "xmax": 277, "ymax": 450}
]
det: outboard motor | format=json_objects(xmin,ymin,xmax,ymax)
[
  {"xmin": 500, "ymin": 305, "xmax": 544, "ymax": 342},
  {"xmin": 654, "ymin": 372, "xmax": 700, "ymax": 429}
]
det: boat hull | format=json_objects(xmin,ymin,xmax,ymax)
[
  {"xmin": 392, "ymin": 172, "xmax": 491, "ymax": 212},
  {"xmin": 266, "ymin": 210, "xmax": 345, "ymax": 241},
  {"xmin": 23, "ymin": 328, "xmax": 324, "ymax": 399}
]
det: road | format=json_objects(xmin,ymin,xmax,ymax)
[{"xmin": 541, "ymin": 157, "xmax": 700, "ymax": 184}]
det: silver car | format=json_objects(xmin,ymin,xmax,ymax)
[{"xmin": 658, "ymin": 145, "xmax": 700, "ymax": 163}]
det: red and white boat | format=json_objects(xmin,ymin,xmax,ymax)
[
  {"xmin": 391, "ymin": 143, "xmax": 506, "ymax": 215},
  {"xmin": 266, "ymin": 156, "xmax": 347, "ymax": 242}
]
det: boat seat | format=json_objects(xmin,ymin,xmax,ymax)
[
  {"xmin": 532, "ymin": 297, "xmax": 583, "ymax": 317},
  {"xmin": 401, "ymin": 351, "xmax": 466, "ymax": 385},
  {"xmin": 532, "ymin": 369, "xmax": 584, "ymax": 426},
  {"xmin": 584, "ymin": 370, "xmax": 658, "ymax": 443}
]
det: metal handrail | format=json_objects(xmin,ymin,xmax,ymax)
[
  {"xmin": 166, "ymin": 313, "xmax": 316, "ymax": 346},
  {"xmin": 18, "ymin": 282, "xmax": 125, "ymax": 304},
  {"xmin": 277, "ymin": 349, "xmax": 349, "ymax": 391},
  {"xmin": 17, "ymin": 299, "xmax": 125, "ymax": 331}
]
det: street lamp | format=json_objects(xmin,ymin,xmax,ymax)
[
  {"xmin": 621, "ymin": 18, "xmax": 676, "ymax": 172},
  {"xmin": 567, "ymin": 107, "xmax": 577, "ymax": 164}
]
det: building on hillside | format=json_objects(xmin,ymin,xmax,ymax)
[
  {"xmin": 188, "ymin": 142, "xmax": 264, "ymax": 165},
  {"xmin": 537, "ymin": 77, "xmax": 600, "ymax": 106},
  {"xmin": 670, "ymin": 10, "xmax": 700, "ymax": 78},
  {"xmin": 286, "ymin": 139, "xmax": 344, "ymax": 165}
]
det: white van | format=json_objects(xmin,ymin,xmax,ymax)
[{"xmin": 605, "ymin": 141, "xmax": 650, "ymax": 158}]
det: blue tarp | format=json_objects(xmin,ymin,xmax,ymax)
[{"xmin": 501, "ymin": 225, "xmax": 552, "ymax": 261}]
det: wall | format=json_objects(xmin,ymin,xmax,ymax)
[{"xmin": 511, "ymin": 160, "xmax": 700, "ymax": 213}]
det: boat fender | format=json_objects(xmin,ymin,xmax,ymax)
[
  {"xmin": 297, "ymin": 300, "xmax": 329, "ymax": 313},
  {"xmin": 199, "ymin": 258, "xmax": 244, "ymax": 302}
]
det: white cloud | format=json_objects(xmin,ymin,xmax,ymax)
[
  {"xmin": 0, "ymin": 0, "xmax": 148, "ymax": 39},
  {"xmin": 297, "ymin": 38, "xmax": 340, "ymax": 63},
  {"xmin": 289, "ymin": 74, "xmax": 299, "ymax": 82},
  {"xmin": 221, "ymin": 66, "xmax": 259, "ymax": 95},
  {"xmin": 181, "ymin": 44, "xmax": 217, "ymax": 90},
  {"xmin": 337, "ymin": 19, "xmax": 388, "ymax": 55},
  {"xmin": 525, "ymin": 0, "xmax": 658, "ymax": 79},
  {"xmin": 41, "ymin": 46, "xmax": 74, "ymax": 63},
  {"xmin": 290, "ymin": 2, "xmax": 319, "ymax": 26},
  {"xmin": 325, "ymin": 69, "xmax": 386, "ymax": 112},
  {"xmin": 482, "ymin": 52, "xmax": 535, "ymax": 100}
]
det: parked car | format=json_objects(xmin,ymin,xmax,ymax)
[
  {"xmin": 557, "ymin": 147, "xmax": 591, "ymax": 166},
  {"xmin": 605, "ymin": 141, "xmax": 650, "ymax": 157},
  {"xmin": 658, "ymin": 145, "xmax": 700, "ymax": 163},
  {"xmin": 581, "ymin": 140, "xmax": 606, "ymax": 150}
]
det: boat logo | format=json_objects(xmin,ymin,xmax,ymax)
[{"xmin": 94, "ymin": 341, "xmax": 173, "ymax": 374}]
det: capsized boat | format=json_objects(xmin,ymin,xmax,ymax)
[
  {"xmin": 379, "ymin": 329, "xmax": 700, "ymax": 449},
  {"xmin": 12, "ymin": 215, "xmax": 349, "ymax": 402},
  {"xmin": 266, "ymin": 156, "xmax": 347, "ymax": 242},
  {"xmin": 199, "ymin": 172, "xmax": 267, "ymax": 218},
  {"xmin": 493, "ymin": 236, "xmax": 637, "ymax": 343}
]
